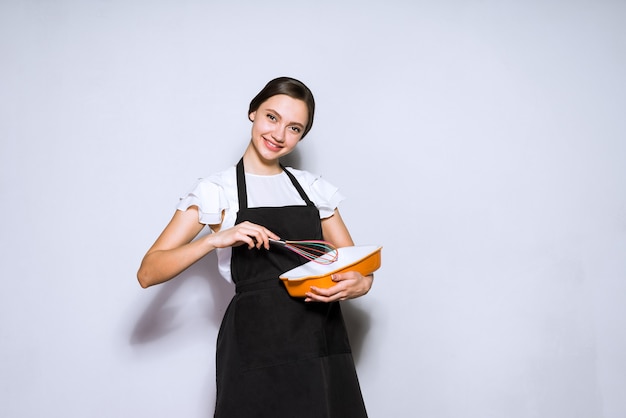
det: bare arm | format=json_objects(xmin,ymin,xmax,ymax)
[
  {"xmin": 320, "ymin": 208, "xmax": 355, "ymax": 248},
  {"xmin": 137, "ymin": 206, "xmax": 279, "ymax": 288},
  {"xmin": 304, "ymin": 209, "xmax": 374, "ymax": 302},
  {"xmin": 137, "ymin": 207, "xmax": 211, "ymax": 288}
]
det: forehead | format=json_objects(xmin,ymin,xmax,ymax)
[{"xmin": 259, "ymin": 94, "xmax": 308, "ymax": 123}]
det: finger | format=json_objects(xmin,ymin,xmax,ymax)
[
  {"xmin": 309, "ymin": 285, "xmax": 344, "ymax": 300},
  {"xmin": 254, "ymin": 229, "xmax": 273, "ymax": 250},
  {"xmin": 243, "ymin": 234, "xmax": 258, "ymax": 249},
  {"xmin": 244, "ymin": 233, "xmax": 265, "ymax": 250},
  {"xmin": 309, "ymin": 285, "xmax": 333, "ymax": 297},
  {"xmin": 259, "ymin": 227, "xmax": 279, "ymax": 249},
  {"xmin": 304, "ymin": 292, "xmax": 332, "ymax": 303},
  {"xmin": 305, "ymin": 290, "xmax": 345, "ymax": 303},
  {"xmin": 238, "ymin": 226, "xmax": 268, "ymax": 250},
  {"xmin": 331, "ymin": 272, "xmax": 360, "ymax": 282},
  {"xmin": 241, "ymin": 223, "xmax": 278, "ymax": 250}
]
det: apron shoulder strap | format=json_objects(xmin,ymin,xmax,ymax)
[
  {"xmin": 236, "ymin": 158, "xmax": 248, "ymax": 209},
  {"xmin": 281, "ymin": 164, "xmax": 315, "ymax": 207}
]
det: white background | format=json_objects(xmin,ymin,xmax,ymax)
[{"xmin": 1, "ymin": 1, "xmax": 625, "ymax": 417}]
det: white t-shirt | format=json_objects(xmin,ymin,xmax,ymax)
[{"xmin": 177, "ymin": 165, "xmax": 345, "ymax": 282}]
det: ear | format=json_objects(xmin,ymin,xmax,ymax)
[{"xmin": 248, "ymin": 111, "xmax": 256, "ymax": 122}]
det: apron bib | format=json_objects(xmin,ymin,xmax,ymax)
[{"xmin": 214, "ymin": 159, "xmax": 367, "ymax": 418}]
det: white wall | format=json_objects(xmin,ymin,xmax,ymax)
[{"xmin": 1, "ymin": 1, "xmax": 625, "ymax": 417}]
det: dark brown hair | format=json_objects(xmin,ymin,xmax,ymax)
[{"xmin": 248, "ymin": 77, "xmax": 315, "ymax": 139}]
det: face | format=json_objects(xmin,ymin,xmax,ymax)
[{"xmin": 248, "ymin": 94, "xmax": 309, "ymax": 164}]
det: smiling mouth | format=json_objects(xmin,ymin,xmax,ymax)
[{"xmin": 264, "ymin": 137, "xmax": 283, "ymax": 150}]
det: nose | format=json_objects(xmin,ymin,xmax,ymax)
[{"xmin": 271, "ymin": 126, "xmax": 285, "ymax": 143}]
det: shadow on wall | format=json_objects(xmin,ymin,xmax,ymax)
[
  {"xmin": 341, "ymin": 301, "xmax": 371, "ymax": 365},
  {"xmin": 129, "ymin": 251, "xmax": 234, "ymax": 345}
]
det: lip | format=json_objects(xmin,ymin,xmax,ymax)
[{"xmin": 263, "ymin": 137, "xmax": 284, "ymax": 151}]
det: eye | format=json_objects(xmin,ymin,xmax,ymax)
[
  {"xmin": 290, "ymin": 126, "xmax": 302, "ymax": 133},
  {"xmin": 266, "ymin": 113, "xmax": 277, "ymax": 121}
]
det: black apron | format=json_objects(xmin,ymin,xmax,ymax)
[{"xmin": 214, "ymin": 159, "xmax": 368, "ymax": 418}]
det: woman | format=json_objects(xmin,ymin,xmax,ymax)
[{"xmin": 138, "ymin": 77, "xmax": 372, "ymax": 417}]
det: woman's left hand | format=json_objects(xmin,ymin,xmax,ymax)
[{"xmin": 304, "ymin": 272, "xmax": 373, "ymax": 302}]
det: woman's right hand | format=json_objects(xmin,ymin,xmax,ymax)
[{"xmin": 209, "ymin": 221, "xmax": 279, "ymax": 250}]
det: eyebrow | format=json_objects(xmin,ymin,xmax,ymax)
[{"xmin": 265, "ymin": 108, "xmax": 306, "ymax": 129}]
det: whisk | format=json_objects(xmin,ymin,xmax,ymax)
[{"xmin": 269, "ymin": 239, "xmax": 339, "ymax": 265}]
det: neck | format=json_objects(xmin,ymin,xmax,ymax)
[{"xmin": 242, "ymin": 143, "xmax": 282, "ymax": 175}]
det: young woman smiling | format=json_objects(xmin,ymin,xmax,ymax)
[{"xmin": 138, "ymin": 77, "xmax": 371, "ymax": 417}]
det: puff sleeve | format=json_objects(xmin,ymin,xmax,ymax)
[
  {"xmin": 286, "ymin": 168, "xmax": 346, "ymax": 218},
  {"xmin": 176, "ymin": 178, "xmax": 230, "ymax": 225}
]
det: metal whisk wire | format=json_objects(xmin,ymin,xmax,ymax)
[{"xmin": 269, "ymin": 239, "xmax": 339, "ymax": 265}]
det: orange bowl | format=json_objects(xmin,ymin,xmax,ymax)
[{"xmin": 279, "ymin": 245, "xmax": 382, "ymax": 298}]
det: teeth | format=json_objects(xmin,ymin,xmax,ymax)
[{"xmin": 266, "ymin": 139, "xmax": 281, "ymax": 149}]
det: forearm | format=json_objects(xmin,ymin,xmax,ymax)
[
  {"xmin": 137, "ymin": 234, "xmax": 217, "ymax": 288},
  {"xmin": 137, "ymin": 209, "xmax": 280, "ymax": 288}
]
